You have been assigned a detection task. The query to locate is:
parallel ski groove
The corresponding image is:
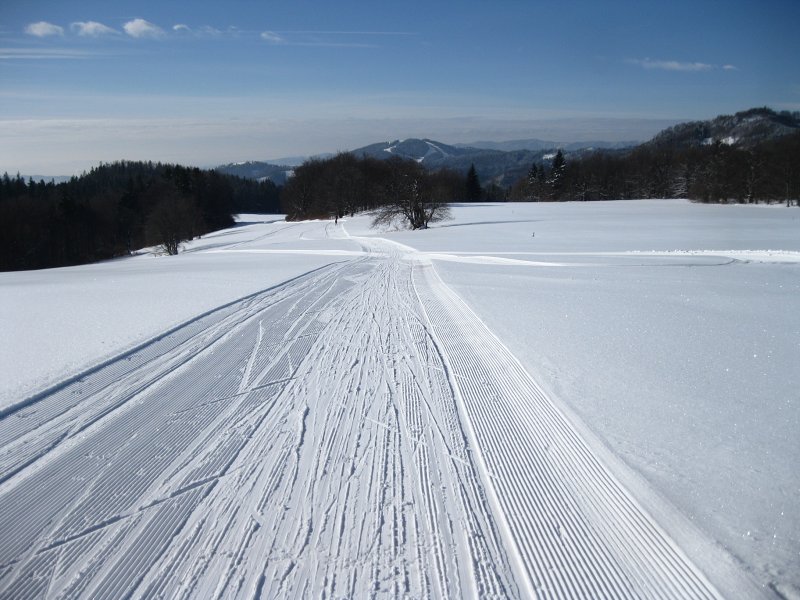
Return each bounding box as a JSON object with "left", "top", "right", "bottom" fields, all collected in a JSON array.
[{"left": 413, "top": 258, "right": 721, "bottom": 599}]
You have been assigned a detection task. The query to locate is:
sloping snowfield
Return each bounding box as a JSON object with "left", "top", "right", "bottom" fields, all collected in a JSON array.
[{"left": 1, "top": 200, "right": 798, "bottom": 598}]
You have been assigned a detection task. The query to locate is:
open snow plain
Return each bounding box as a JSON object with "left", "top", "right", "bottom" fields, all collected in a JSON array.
[{"left": 1, "top": 200, "right": 798, "bottom": 598}]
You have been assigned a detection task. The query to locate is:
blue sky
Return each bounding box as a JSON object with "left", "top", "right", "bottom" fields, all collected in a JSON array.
[{"left": 2, "top": 0, "right": 798, "bottom": 174}]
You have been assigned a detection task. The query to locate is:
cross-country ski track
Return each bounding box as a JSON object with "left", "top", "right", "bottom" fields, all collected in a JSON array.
[{"left": 0, "top": 227, "right": 729, "bottom": 599}]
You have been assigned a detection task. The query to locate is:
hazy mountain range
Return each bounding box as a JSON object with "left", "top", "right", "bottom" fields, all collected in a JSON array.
[
  {"left": 217, "top": 139, "right": 614, "bottom": 186},
  {"left": 25, "top": 108, "right": 799, "bottom": 186},
  {"left": 455, "top": 139, "right": 639, "bottom": 152},
  {"left": 215, "top": 109, "right": 800, "bottom": 185}
]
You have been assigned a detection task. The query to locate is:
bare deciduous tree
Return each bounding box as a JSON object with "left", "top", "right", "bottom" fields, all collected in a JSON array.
[
  {"left": 371, "top": 158, "right": 452, "bottom": 229},
  {"left": 145, "top": 190, "right": 201, "bottom": 255}
]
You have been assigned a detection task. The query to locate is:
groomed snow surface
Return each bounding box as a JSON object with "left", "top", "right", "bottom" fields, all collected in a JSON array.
[{"left": 1, "top": 200, "right": 798, "bottom": 598}]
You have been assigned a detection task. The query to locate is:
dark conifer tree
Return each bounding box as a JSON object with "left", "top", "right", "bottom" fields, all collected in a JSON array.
[
  {"left": 550, "top": 150, "right": 566, "bottom": 199},
  {"left": 465, "top": 164, "right": 482, "bottom": 202}
]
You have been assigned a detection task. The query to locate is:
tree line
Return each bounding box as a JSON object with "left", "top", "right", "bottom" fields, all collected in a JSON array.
[
  {"left": 281, "top": 153, "right": 468, "bottom": 228},
  {"left": 509, "top": 132, "right": 800, "bottom": 205},
  {"left": 0, "top": 161, "right": 280, "bottom": 271}
]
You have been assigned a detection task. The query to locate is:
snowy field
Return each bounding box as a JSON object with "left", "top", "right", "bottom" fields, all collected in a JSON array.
[{"left": 1, "top": 200, "right": 798, "bottom": 598}]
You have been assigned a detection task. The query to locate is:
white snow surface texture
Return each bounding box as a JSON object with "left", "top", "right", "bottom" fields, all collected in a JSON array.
[{"left": 1, "top": 200, "right": 798, "bottom": 599}]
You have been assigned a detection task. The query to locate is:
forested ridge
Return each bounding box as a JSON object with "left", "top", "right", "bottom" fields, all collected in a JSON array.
[
  {"left": 510, "top": 129, "right": 800, "bottom": 204},
  {"left": 0, "top": 161, "right": 280, "bottom": 271}
]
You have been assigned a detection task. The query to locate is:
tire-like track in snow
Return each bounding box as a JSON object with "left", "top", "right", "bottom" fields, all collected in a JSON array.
[{"left": 0, "top": 233, "right": 721, "bottom": 599}]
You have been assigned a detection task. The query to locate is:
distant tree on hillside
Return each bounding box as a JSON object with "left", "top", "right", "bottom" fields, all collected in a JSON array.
[
  {"left": 144, "top": 183, "right": 201, "bottom": 255},
  {"left": 550, "top": 150, "right": 566, "bottom": 199},
  {"left": 465, "top": 164, "right": 482, "bottom": 202}
]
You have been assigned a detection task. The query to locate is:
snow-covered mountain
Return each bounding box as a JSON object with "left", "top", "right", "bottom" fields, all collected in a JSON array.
[
  {"left": 351, "top": 138, "right": 559, "bottom": 185},
  {"left": 352, "top": 138, "right": 476, "bottom": 163}
]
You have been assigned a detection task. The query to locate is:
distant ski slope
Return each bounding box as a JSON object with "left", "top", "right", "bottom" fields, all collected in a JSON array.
[{"left": 0, "top": 225, "right": 733, "bottom": 598}]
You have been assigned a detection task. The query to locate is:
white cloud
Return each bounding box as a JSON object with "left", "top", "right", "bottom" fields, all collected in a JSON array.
[
  {"left": 123, "top": 19, "right": 165, "bottom": 39},
  {"left": 628, "top": 59, "right": 739, "bottom": 73},
  {"left": 71, "top": 21, "right": 118, "bottom": 37},
  {"left": 628, "top": 58, "right": 714, "bottom": 72},
  {"left": 174, "top": 24, "right": 238, "bottom": 38},
  {"left": 260, "top": 31, "right": 285, "bottom": 44},
  {"left": 24, "top": 22, "right": 64, "bottom": 37}
]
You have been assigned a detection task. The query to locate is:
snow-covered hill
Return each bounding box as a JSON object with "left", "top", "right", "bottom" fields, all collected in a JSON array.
[
  {"left": 648, "top": 107, "right": 800, "bottom": 149},
  {"left": 2, "top": 201, "right": 798, "bottom": 598}
]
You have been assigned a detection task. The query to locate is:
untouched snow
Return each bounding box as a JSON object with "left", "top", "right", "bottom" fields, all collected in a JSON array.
[{"left": 1, "top": 200, "right": 798, "bottom": 598}]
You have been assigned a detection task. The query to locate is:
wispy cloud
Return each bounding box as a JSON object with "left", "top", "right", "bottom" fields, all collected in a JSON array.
[
  {"left": 71, "top": 21, "right": 119, "bottom": 37},
  {"left": 123, "top": 19, "right": 165, "bottom": 39},
  {"left": 173, "top": 24, "right": 239, "bottom": 38},
  {"left": 24, "top": 22, "right": 64, "bottom": 37},
  {"left": 22, "top": 21, "right": 397, "bottom": 46},
  {"left": 628, "top": 58, "right": 714, "bottom": 72},
  {"left": 260, "top": 31, "right": 285, "bottom": 44},
  {"left": 627, "top": 58, "right": 739, "bottom": 72}
]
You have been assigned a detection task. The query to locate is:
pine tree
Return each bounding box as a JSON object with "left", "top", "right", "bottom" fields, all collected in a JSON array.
[
  {"left": 465, "top": 164, "right": 482, "bottom": 202},
  {"left": 550, "top": 150, "right": 566, "bottom": 199},
  {"left": 527, "top": 163, "right": 539, "bottom": 185}
]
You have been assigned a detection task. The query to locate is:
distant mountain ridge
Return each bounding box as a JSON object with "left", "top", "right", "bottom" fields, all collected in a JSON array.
[
  {"left": 455, "top": 139, "right": 638, "bottom": 152},
  {"left": 349, "top": 138, "right": 613, "bottom": 185},
  {"left": 213, "top": 139, "right": 622, "bottom": 187},
  {"left": 212, "top": 107, "right": 800, "bottom": 186},
  {"left": 647, "top": 107, "right": 800, "bottom": 149}
]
